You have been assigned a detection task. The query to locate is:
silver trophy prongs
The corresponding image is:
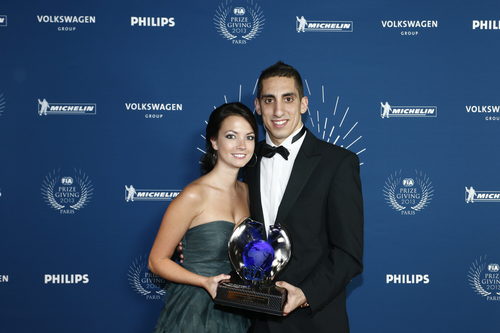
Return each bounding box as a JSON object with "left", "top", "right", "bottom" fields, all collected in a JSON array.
[{"left": 228, "top": 218, "right": 291, "bottom": 282}]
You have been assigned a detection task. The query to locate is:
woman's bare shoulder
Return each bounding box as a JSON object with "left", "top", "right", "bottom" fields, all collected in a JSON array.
[{"left": 177, "top": 179, "right": 210, "bottom": 202}]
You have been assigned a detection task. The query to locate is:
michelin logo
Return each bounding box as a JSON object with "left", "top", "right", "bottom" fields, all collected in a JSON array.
[
  {"left": 380, "top": 101, "right": 437, "bottom": 118},
  {"left": 38, "top": 98, "right": 96, "bottom": 116},
  {"left": 465, "top": 186, "right": 500, "bottom": 203},
  {"left": 125, "top": 185, "right": 180, "bottom": 202},
  {"left": 296, "top": 16, "right": 352, "bottom": 32}
]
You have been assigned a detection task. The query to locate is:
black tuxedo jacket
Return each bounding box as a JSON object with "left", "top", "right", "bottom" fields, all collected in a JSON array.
[{"left": 246, "top": 131, "right": 364, "bottom": 333}]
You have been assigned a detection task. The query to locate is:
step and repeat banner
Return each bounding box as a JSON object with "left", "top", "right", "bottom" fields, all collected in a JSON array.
[{"left": 1, "top": 0, "right": 499, "bottom": 332}]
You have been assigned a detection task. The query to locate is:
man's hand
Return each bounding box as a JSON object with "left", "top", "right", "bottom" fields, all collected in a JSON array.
[{"left": 276, "top": 281, "right": 308, "bottom": 316}]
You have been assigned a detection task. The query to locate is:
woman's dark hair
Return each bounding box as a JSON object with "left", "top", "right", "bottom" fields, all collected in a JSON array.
[{"left": 200, "top": 102, "right": 258, "bottom": 174}]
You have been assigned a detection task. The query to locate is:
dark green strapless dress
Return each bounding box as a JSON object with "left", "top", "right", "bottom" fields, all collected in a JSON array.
[{"left": 153, "top": 221, "right": 250, "bottom": 333}]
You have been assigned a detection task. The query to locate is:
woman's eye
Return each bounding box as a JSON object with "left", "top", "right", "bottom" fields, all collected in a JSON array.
[
  {"left": 247, "top": 136, "right": 255, "bottom": 141},
  {"left": 225, "top": 134, "right": 235, "bottom": 139}
]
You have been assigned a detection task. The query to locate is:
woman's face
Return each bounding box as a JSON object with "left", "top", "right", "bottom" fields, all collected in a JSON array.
[{"left": 210, "top": 115, "right": 255, "bottom": 169}]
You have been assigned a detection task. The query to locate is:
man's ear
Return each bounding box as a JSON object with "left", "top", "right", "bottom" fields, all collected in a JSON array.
[
  {"left": 300, "top": 96, "right": 309, "bottom": 115},
  {"left": 254, "top": 98, "right": 262, "bottom": 115}
]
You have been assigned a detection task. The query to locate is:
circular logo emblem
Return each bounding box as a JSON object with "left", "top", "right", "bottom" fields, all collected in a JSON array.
[
  {"left": 468, "top": 256, "right": 500, "bottom": 301},
  {"left": 384, "top": 170, "right": 434, "bottom": 215},
  {"left": 214, "top": 0, "right": 265, "bottom": 44},
  {"left": 41, "top": 169, "right": 93, "bottom": 214},
  {"left": 128, "top": 255, "right": 168, "bottom": 300}
]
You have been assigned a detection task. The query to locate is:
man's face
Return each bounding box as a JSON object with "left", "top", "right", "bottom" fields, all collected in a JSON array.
[{"left": 254, "top": 76, "right": 308, "bottom": 146}]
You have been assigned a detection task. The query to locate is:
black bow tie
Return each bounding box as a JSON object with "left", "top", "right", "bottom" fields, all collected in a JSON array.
[{"left": 258, "top": 144, "right": 290, "bottom": 160}]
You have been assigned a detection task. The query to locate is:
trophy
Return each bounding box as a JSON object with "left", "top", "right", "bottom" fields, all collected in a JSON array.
[{"left": 214, "top": 218, "right": 292, "bottom": 316}]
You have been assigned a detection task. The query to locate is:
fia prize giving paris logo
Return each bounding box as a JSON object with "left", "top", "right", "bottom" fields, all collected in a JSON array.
[
  {"left": 468, "top": 256, "right": 500, "bottom": 302},
  {"left": 128, "top": 255, "right": 168, "bottom": 301},
  {"left": 214, "top": 0, "right": 264, "bottom": 44},
  {"left": 41, "top": 169, "right": 93, "bottom": 215},
  {"left": 383, "top": 170, "right": 434, "bottom": 215}
]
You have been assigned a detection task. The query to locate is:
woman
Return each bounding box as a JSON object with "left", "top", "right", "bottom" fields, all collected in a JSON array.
[{"left": 149, "top": 102, "right": 257, "bottom": 332}]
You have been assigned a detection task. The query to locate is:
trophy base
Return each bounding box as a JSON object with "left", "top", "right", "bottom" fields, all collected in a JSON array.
[{"left": 214, "top": 279, "right": 287, "bottom": 316}]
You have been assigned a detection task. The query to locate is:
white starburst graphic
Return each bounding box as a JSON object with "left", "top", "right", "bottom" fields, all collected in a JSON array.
[
  {"left": 196, "top": 80, "right": 366, "bottom": 166},
  {"left": 0, "top": 92, "right": 5, "bottom": 116},
  {"left": 303, "top": 80, "right": 365, "bottom": 165}
]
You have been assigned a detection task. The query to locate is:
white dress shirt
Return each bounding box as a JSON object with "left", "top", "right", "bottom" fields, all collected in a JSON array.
[{"left": 260, "top": 126, "right": 306, "bottom": 234}]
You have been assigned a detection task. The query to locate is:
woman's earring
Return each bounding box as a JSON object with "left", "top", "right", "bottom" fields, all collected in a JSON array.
[{"left": 211, "top": 151, "right": 218, "bottom": 165}]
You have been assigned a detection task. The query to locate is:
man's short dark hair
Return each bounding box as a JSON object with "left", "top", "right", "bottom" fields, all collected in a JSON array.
[{"left": 256, "top": 61, "right": 304, "bottom": 98}]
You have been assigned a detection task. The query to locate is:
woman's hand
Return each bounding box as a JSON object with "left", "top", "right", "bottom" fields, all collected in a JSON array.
[{"left": 203, "top": 274, "right": 231, "bottom": 299}]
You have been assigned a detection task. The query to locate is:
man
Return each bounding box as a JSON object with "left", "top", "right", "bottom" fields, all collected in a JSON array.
[{"left": 246, "top": 61, "right": 363, "bottom": 332}]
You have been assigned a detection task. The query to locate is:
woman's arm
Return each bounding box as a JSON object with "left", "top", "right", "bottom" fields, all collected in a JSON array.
[{"left": 148, "top": 184, "right": 229, "bottom": 298}]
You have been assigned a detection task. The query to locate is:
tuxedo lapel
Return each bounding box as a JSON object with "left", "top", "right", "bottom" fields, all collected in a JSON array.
[{"left": 275, "top": 132, "right": 322, "bottom": 227}]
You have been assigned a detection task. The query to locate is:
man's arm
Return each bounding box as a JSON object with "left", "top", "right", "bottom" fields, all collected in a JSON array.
[{"left": 299, "top": 152, "right": 364, "bottom": 313}]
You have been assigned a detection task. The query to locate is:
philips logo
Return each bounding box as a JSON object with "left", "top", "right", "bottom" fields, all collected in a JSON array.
[
  {"left": 386, "top": 274, "right": 430, "bottom": 284},
  {"left": 44, "top": 274, "right": 89, "bottom": 284},
  {"left": 130, "top": 17, "right": 175, "bottom": 27},
  {"left": 472, "top": 20, "right": 500, "bottom": 30}
]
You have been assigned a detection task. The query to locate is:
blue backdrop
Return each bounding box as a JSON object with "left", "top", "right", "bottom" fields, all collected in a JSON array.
[{"left": 1, "top": 0, "right": 499, "bottom": 332}]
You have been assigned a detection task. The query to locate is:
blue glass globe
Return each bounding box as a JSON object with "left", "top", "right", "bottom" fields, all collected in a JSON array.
[{"left": 241, "top": 240, "right": 275, "bottom": 280}]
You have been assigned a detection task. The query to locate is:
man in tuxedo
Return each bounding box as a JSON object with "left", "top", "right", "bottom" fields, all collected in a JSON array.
[{"left": 247, "top": 61, "right": 364, "bottom": 333}]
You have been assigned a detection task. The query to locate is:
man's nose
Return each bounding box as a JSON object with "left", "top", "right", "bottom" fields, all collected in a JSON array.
[{"left": 273, "top": 100, "right": 285, "bottom": 117}]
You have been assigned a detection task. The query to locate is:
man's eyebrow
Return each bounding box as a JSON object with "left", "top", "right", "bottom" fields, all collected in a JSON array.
[{"left": 260, "top": 92, "right": 297, "bottom": 98}]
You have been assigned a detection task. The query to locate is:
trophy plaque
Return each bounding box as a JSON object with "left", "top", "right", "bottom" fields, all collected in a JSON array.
[{"left": 214, "top": 218, "right": 292, "bottom": 316}]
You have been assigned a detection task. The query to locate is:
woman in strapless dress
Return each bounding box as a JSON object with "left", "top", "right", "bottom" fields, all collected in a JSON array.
[{"left": 148, "top": 102, "right": 258, "bottom": 333}]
